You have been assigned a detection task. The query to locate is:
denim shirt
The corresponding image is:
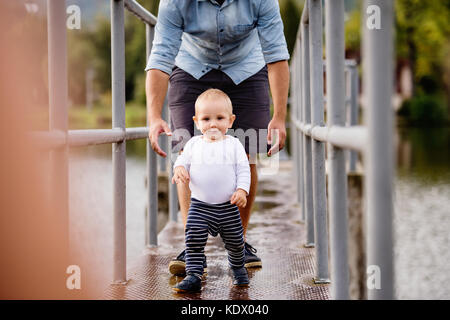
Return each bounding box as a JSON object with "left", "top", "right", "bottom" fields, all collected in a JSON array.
[{"left": 145, "top": 0, "right": 290, "bottom": 85}]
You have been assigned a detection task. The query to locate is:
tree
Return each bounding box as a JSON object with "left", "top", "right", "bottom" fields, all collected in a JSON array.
[{"left": 396, "top": 0, "right": 450, "bottom": 108}]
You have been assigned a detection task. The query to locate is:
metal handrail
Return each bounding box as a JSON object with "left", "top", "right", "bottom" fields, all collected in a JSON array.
[
  {"left": 31, "top": 127, "right": 149, "bottom": 148},
  {"left": 124, "top": 0, "right": 157, "bottom": 26},
  {"left": 290, "top": 0, "right": 394, "bottom": 299},
  {"left": 291, "top": 120, "right": 367, "bottom": 152}
]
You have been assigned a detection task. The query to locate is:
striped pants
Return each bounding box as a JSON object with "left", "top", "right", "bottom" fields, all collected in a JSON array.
[{"left": 185, "top": 197, "right": 245, "bottom": 277}]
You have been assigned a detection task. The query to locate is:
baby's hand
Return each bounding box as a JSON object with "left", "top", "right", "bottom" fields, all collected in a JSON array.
[
  {"left": 172, "top": 166, "right": 190, "bottom": 184},
  {"left": 230, "top": 189, "right": 247, "bottom": 208}
]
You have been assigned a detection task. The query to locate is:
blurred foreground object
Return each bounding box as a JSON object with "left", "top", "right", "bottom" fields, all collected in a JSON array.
[{"left": 0, "top": 1, "right": 90, "bottom": 299}]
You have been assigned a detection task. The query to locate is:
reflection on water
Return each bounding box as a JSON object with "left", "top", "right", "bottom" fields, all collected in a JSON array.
[
  {"left": 394, "top": 126, "right": 450, "bottom": 299},
  {"left": 396, "top": 127, "right": 450, "bottom": 182},
  {"left": 68, "top": 140, "right": 160, "bottom": 298}
]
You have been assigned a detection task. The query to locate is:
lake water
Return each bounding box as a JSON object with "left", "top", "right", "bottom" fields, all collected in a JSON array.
[
  {"left": 393, "top": 127, "right": 450, "bottom": 299},
  {"left": 68, "top": 127, "right": 450, "bottom": 299}
]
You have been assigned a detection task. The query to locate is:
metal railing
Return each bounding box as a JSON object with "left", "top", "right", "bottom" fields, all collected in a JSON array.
[
  {"left": 40, "top": 0, "right": 175, "bottom": 285},
  {"left": 41, "top": 0, "right": 394, "bottom": 297},
  {"left": 290, "top": 0, "right": 394, "bottom": 299}
]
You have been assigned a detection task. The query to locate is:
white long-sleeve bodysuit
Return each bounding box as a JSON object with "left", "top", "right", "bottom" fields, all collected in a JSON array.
[{"left": 173, "top": 135, "right": 251, "bottom": 204}]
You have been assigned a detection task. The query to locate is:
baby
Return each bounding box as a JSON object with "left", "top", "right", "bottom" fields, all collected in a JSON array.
[{"left": 171, "top": 88, "right": 250, "bottom": 293}]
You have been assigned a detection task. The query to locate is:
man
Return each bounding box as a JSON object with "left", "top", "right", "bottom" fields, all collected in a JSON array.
[{"left": 145, "top": 0, "right": 289, "bottom": 275}]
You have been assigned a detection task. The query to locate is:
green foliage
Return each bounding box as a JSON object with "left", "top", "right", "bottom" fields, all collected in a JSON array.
[
  {"left": 134, "top": 73, "right": 147, "bottom": 105},
  {"left": 344, "top": 0, "right": 450, "bottom": 122},
  {"left": 398, "top": 94, "right": 448, "bottom": 126},
  {"left": 125, "top": 12, "right": 146, "bottom": 101},
  {"left": 67, "top": 14, "right": 111, "bottom": 107},
  {"left": 68, "top": 100, "right": 146, "bottom": 130},
  {"left": 344, "top": 5, "right": 361, "bottom": 52},
  {"left": 279, "top": 0, "right": 303, "bottom": 56},
  {"left": 394, "top": 1, "right": 450, "bottom": 124},
  {"left": 67, "top": 1, "right": 161, "bottom": 108},
  {"left": 396, "top": 0, "right": 450, "bottom": 97},
  {"left": 67, "top": 27, "right": 96, "bottom": 105}
]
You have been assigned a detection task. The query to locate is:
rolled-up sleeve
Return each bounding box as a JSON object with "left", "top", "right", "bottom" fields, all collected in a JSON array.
[
  {"left": 256, "top": 0, "right": 290, "bottom": 64},
  {"left": 144, "top": 0, "right": 183, "bottom": 75}
]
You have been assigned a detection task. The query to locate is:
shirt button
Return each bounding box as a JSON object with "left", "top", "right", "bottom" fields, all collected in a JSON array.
[{"left": 220, "top": 29, "right": 224, "bottom": 32}]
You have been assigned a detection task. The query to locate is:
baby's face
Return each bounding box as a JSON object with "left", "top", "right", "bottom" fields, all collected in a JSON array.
[{"left": 193, "top": 98, "right": 235, "bottom": 141}]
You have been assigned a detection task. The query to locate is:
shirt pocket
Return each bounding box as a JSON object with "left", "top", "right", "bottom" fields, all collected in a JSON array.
[{"left": 233, "top": 23, "right": 255, "bottom": 34}]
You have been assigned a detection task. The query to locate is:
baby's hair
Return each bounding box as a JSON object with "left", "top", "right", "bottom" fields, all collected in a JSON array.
[{"left": 195, "top": 88, "right": 233, "bottom": 114}]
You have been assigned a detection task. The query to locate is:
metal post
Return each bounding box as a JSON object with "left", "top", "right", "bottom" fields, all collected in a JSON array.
[
  {"left": 348, "top": 65, "right": 359, "bottom": 172},
  {"left": 309, "top": 0, "right": 330, "bottom": 284},
  {"left": 290, "top": 55, "right": 300, "bottom": 206},
  {"left": 168, "top": 162, "right": 179, "bottom": 222},
  {"left": 363, "top": 0, "right": 394, "bottom": 300},
  {"left": 296, "top": 42, "right": 305, "bottom": 221},
  {"left": 146, "top": 143, "right": 158, "bottom": 246},
  {"left": 111, "top": 0, "right": 127, "bottom": 284},
  {"left": 325, "top": 0, "right": 349, "bottom": 299},
  {"left": 159, "top": 99, "right": 168, "bottom": 172},
  {"left": 146, "top": 24, "right": 158, "bottom": 246},
  {"left": 301, "top": 21, "right": 315, "bottom": 248},
  {"left": 168, "top": 109, "right": 179, "bottom": 222},
  {"left": 300, "top": 61, "right": 307, "bottom": 222},
  {"left": 47, "top": 0, "right": 69, "bottom": 260}
]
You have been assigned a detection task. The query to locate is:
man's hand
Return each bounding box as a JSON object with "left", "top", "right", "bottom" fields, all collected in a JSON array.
[
  {"left": 267, "top": 116, "right": 286, "bottom": 157},
  {"left": 148, "top": 118, "right": 172, "bottom": 157},
  {"left": 230, "top": 189, "right": 248, "bottom": 208},
  {"left": 146, "top": 69, "right": 171, "bottom": 157},
  {"left": 172, "top": 166, "right": 190, "bottom": 185}
]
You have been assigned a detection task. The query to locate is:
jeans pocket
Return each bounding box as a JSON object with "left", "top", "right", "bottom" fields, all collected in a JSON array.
[{"left": 169, "top": 66, "right": 192, "bottom": 83}]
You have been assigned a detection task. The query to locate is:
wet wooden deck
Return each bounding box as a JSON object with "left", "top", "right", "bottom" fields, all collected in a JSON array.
[{"left": 104, "top": 161, "right": 330, "bottom": 300}]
